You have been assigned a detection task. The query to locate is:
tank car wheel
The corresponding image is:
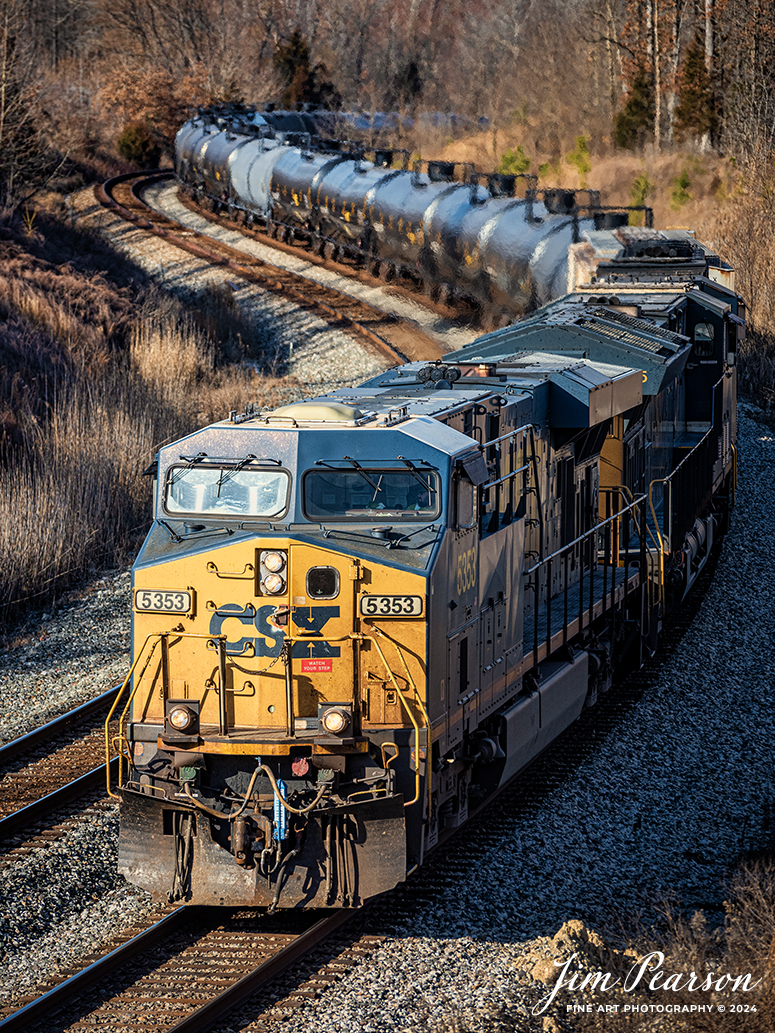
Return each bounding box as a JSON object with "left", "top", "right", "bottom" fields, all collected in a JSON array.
[
  {"left": 323, "top": 241, "right": 338, "bottom": 261},
  {"left": 379, "top": 262, "right": 395, "bottom": 283},
  {"left": 276, "top": 225, "right": 288, "bottom": 243}
]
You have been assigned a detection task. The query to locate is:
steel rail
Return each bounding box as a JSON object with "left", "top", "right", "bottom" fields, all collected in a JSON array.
[
  {"left": 0, "top": 907, "right": 353, "bottom": 1033},
  {"left": 0, "top": 687, "right": 118, "bottom": 767},
  {"left": 0, "top": 907, "right": 191, "bottom": 1032},
  {"left": 166, "top": 909, "right": 354, "bottom": 1033},
  {"left": 95, "top": 173, "right": 408, "bottom": 367},
  {"left": 0, "top": 757, "right": 120, "bottom": 842}
]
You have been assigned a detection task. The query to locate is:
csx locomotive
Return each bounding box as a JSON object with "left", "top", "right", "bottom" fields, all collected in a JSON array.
[
  {"left": 109, "top": 213, "right": 741, "bottom": 907},
  {"left": 174, "top": 106, "right": 661, "bottom": 322}
]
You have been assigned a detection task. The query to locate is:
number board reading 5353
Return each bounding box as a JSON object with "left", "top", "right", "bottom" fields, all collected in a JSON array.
[{"left": 359, "top": 595, "right": 423, "bottom": 617}]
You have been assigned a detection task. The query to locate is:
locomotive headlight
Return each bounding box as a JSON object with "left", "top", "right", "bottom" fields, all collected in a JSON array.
[
  {"left": 164, "top": 699, "right": 200, "bottom": 738},
  {"left": 263, "top": 551, "right": 285, "bottom": 573},
  {"left": 263, "top": 573, "right": 286, "bottom": 594},
  {"left": 168, "top": 705, "right": 196, "bottom": 731},
  {"left": 321, "top": 707, "right": 350, "bottom": 735}
]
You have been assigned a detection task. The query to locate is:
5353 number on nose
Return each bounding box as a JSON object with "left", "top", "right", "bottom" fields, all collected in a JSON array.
[{"left": 359, "top": 595, "right": 423, "bottom": 617}]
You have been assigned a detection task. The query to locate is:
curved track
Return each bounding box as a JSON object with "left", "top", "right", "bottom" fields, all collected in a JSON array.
[{"left": 96, "top": 173, "right": 446, "bottom": 366}]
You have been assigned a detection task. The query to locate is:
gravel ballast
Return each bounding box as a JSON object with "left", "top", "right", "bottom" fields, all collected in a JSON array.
[{"left": 140, "top": 180, "right": 476, "bottom": 356}]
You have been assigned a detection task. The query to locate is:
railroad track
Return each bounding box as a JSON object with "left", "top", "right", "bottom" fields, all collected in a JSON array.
[
  {"left": 170, "top": 178, "right": 469, "bottom": 335},
  {"left": 0, "top": 689, "right": 118, "bottom": 852},
  {"left": 0, "top": 903, "right": 379, "bottom": 1032},
  {"left": 96, "top": 172, "right": 445, "bottom": 367}
]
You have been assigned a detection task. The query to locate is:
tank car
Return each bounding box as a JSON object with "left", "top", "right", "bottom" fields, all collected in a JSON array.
[
  {"left": 108, "top": 243, "right": 740, "bottom": 909},
  {"left": 174, "top": 109, "right": 661, "bottom": 321}
]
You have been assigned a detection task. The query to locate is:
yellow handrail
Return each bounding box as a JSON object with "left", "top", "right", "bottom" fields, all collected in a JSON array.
[
  {"left": 366, "top": 636, "right": 421, "bottom": 807},
  {"left": 647, "top": 477, "right": 668, "bottom": 611},
  {"left": 105, "top": 633, "right": 163, "bottom": 797},
  {"left": 605, "top": 483, "right": 663, "bottom": 615},
  {"left": 105, "top": 629, "right": 230, "bottom": 797},
  {"left": 363, "top": 622, "right": 432, "bottom": 820}
]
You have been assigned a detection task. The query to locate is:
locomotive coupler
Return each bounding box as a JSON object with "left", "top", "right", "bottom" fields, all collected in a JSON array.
[{"left": 232, "top": 817, "right": 250, "bottom": 866}]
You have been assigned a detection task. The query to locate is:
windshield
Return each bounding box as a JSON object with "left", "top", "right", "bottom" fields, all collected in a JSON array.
[
  {"left": 164, "top": 466, "right": 290, "bottom": 518},
  {"left": 304, "top": 469, "right": 440, "bottom": 521}
]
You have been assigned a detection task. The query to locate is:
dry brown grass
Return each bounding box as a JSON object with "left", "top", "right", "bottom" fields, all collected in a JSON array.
[
  {"left": 0, "top": 304, "right": 303, "bottom": 619},
  {"left": 567, "top": 862, "right": 775, "bottom": 1032},
  {"left": 0, "top": 214, "right": 305, "bottom": 623}
]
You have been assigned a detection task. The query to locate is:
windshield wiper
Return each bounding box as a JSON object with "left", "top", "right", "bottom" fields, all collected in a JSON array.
[
  {"left": 159, "top": 520, "right": 235, "bottom": 543},
  {"left": 216, "top": 454, "right": 257, "bottom": 496},
  {"left": 169, "top": 452, "right": 208, "bottom": 484},
  {"left": 396, "top": 455, "right": 436, "bottom": 495},
  {"left": 340, "top": 456, "right": 383, "bottom": 492}
]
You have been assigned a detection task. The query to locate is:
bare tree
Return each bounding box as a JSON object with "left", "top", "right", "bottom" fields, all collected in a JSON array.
[{"left": 0, "top": 0, "right": 59, "bottom": 207}]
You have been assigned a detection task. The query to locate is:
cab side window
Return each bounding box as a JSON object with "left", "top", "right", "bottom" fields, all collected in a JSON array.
[
  {"left": 692, "top": 322, "right": 715, "bottom": 358},
  {"left": 455, "top": 476, "right": 477, "bottom": 529}
]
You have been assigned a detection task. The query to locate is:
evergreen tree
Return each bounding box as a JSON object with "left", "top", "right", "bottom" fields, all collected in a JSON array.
[
  {"left": 390, "top": 60, "right": 423, "bottom": 108},
  {"left": 273, "top": 28, "right": 340, "bottom": 110},
  {"left": 673, "top": 30, "right": 717, "bottom": 142},
  {"left": 614, "top": 66, "right": 655, "bottom": 150}
]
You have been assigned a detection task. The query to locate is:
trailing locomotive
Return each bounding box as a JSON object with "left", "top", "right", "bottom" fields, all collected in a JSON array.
[
  {"left": 108, "top": 232, "right": 741, "bottom": 908},
  {"left": 174, "top": 107, "right": 672, "bottom": 323}
]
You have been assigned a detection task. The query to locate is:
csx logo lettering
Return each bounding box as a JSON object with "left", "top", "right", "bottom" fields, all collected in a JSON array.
[
  {"left": 208, "top": 605, "right": 341, "bottom": 659},
  {"left": 456, "top": 546, "right": 477, "bottom": 595}
]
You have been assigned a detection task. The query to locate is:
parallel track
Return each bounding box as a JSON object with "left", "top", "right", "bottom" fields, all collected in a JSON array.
[
  {"left": 96, "top": 172, "right": 445, "bottom": 367},
  {"left": 0, "top": 689, "right": 118, "bottom": 851},
  {"left": 0, "top": 906, "right": 370, "bottom": 1032}
]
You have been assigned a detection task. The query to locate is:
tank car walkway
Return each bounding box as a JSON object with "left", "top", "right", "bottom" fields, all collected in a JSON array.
[{"left": 520, "top": 564, "right": 641, "bottom": 672}]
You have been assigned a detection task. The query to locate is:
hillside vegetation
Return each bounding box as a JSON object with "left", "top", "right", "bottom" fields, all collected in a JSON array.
[{"left": 0, "top": 214, "right": 297, "bottom": 622}]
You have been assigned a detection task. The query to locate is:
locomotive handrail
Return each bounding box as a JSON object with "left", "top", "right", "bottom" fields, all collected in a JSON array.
[
  {"left": 646, "top": 368, "right": 728, "bottom": 557},
  {"left": 482, "top": 462, "right": 530, "bottom": 491},
  {"left": 647, "top": 417, "right": 717, "bottom": 611},
  {"left": 105, "top": 630, "right": 229, "bottom": 796},
  {"left": 523, "top": 491, "right": 648, "bottom": 667},
  {"left": 602, "top": 485, "right": 663, "bottom": 624},
  {"left": 523, "top": 491, "right": 647, "bottom": 575},
  {"left": 105, "top": 632, "right": 162, "bottom": 797},
  {"left": 480, "top": 421, "right": 534, "bottom": 451},
  {"left": 361, "top": 623, "right": 430, "bottom": 814},
  {"left": 481, "top": 420, "right": 534, "bottom": 493}
]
